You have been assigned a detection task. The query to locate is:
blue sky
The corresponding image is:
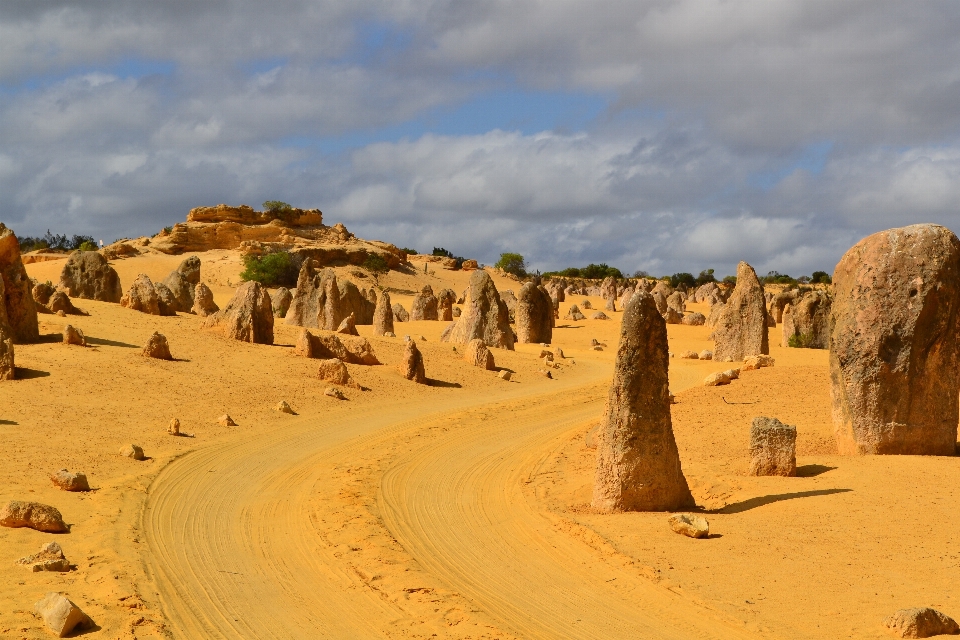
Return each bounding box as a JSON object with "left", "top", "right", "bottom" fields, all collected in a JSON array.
[{"left": 3, "top": 1, "right": 960, "bottom": 277}]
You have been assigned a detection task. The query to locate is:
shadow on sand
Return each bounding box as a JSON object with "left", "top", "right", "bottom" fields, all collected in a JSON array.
[
  {"left": 708, "top": 488, "right": 851, "bottom": 515},
  {"left": 85, "top": 336, "right": 139, "bottom": 348},
  {"left": 16, "top": 368, "right": 50, "bottom": 380}
]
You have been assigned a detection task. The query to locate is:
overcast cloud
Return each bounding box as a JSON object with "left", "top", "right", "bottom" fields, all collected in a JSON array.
[{"left": 3, "top": 0, "right": 960, "bottom": 276}]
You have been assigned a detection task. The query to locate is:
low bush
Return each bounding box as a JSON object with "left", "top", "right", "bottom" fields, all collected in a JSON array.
[{"left": 239, "top": 251, "right": 302, "bottom": 288}]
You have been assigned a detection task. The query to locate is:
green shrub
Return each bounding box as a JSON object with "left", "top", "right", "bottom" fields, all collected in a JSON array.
[
  {"left": 399, "top": 247, "right": 418, "bottom": 255},
  {"left": 695, "top": 269, "right": 716, "bottom": 285},
  {"left": 495, "top": 252, "right": 527, "bottom": 278},
  {"left": 239, "top": 251, "right": 300, "bottom": 287},
  {"left": 78, "top": 241, "right": 98, "bottom": 251},
  {"left": 670, "top": 272, "right": 696, "bottom": 288},
  {"left": 787, "top": 332, "right": 814, "bottom": 349},
  {"left": 363, "top": 253, "right": 390, "bottom": 287},
  {"left": 811, "top": 271, "right": 832, "bottom": 284},
  {"left": 723, "top": 275, "right": 738, "bottom": 284}
]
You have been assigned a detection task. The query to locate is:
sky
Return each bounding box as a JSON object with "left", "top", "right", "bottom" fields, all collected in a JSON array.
[{"left": 3, "top": 1, "right": 960, "bottom": 278}]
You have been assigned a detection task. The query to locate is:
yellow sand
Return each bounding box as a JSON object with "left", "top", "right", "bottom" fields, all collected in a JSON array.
[{"left": 0, "top": 252, "right": 955, "bottom": 639}]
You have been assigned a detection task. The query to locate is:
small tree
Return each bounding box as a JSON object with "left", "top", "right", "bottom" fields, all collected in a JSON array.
[
  {"left": 811, "top": 271, "right": 832, "bottom": 284},
  {"left": 363, "top": 253, "right": 390, "bottom": 288},
  {"left": 670, "top": 272, "right": 696, "bottom": 288},
  {"left": 695, "top": 269, "right": 716, "bottom": 286},
  {"left": 262, "top": 201, "right": 295, "bottom": 224},
  {"left": 496, "top": 252, "right": 527, "bottom": 278},
  {"left": 239, "top": 251, "right": 300, "bottom": 287}
]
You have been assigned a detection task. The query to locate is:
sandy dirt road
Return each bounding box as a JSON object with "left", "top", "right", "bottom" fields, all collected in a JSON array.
[{"left": 142, "top": 354, "right": 755, "bottom": 639}]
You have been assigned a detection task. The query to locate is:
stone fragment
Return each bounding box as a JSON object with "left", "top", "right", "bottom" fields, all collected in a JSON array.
[
  {"left": 392, "top": 303, "right": 409, "bottom": 322},
  {"left": 272, "top": 287, "right": 293, "bottom": 318},
  {"left": 34, "top": 592, "right": 92, "bottom": 637},
  {"left": 498, "top": 370, "right": 512, "bottom": 381},
  {"left": 275, "top": 400, "right": 295, "bottom": 414},
  {"left": 441, "top": 270, "right": 514, "bottom": 349},
  {"left": 384, "top": 331, "right": 396, "bottom": 337},
  {"left": 581, "top": 299, "right": 593, "bottom": 310},
  {"left": 59, "top": 251, "right": 123, "bottom": 303},
  {"left": 537, "top": 369, "right": 553, "bottom": 378},
  {"left": 831, "top": 224, "right": 960, "bottom": 455},
  {"left": 667, "top": 514, "right": 710, "bottom": 539},
  {"left": 681, "top": 312, "right": 706, "bottom": 326},
  {"left": 203, "top": 281, "right": 274, "bottom": 344},
  {"left": 16, "top": 542, "right": 70, "bottom": 572},
  {"left": 742, "top": 354, "right": 775, "bottom": 371},
  {"left": 592, "top": 291, "right": 695, "bottom": 512},
  {"left": 564, "top": 304, "right": 586, "bottom": 321},
  {"left": 336, "top": 335, "right": 380, "bottom": 365},
  {"left": 710, "top": 261, "right": 769, "bottom": 361},
  {"left": 120, "top": 444, "right": 145, "bottom": 460},
  {"left": 325, "top": 387, "right": 346, "bottom": 399},
  {"left": 161, "top": 269, "right": 195, "bottom": 313},
  {"left": 317, "top": 358, "right": 361, "bottom": 388},
  {"left": 336, "top": 313, "right": 360, "bottom": 336},
  {"left": 293, "top": 328, "right": 314, "bottom": 357},
  {"left": 699, "top": 350, "right": 714, "bottom": 360},
  {"left": 410, "top": 285, "right": 439, "bottom": 321},
  {"left": 192, "top": 282, "right": 219, "bottom": 316},
  {"left": 882, "top": 607, "right": 959, "bottom": 638},
  {"left": 0, "top": 224, "right": 39, "bottom": 342},
  {"left": 168, "top": 418, "right": 180, "bottom": 435},
  {"left": 398, "top": 340, "right": 427, "bottom": 383},
  {"left": 464, "top": 338, "right": 495, "bottom": 370},
  {"left": 120, "top": 274, "right": 162, "bottom": 315},
  {"left": 437, "top": 288, "right": 457, "bottom": 322},
  {"left": 142, "top": 331, "right": 173, "bottom": 360},
  {"left": 0, "top": 501, "right": 68, "bottom": 532},
  {"left": 678, "top": 350, "right": 699, "bottom": 359},
  {"left": 591, "top": 311, "right": 609, "bottom": 320},
  {"left": 704, "top": 371, "right": 733, "bottom": 386},
  {"left": 373, "top": 290, "right": 395, "bottom": 336},
  {"left": 749, "top": 417, "right": 797, "bottom": 477},
  {"left": 62, "top": 325, "right": 85, "bottom": 346},
  {"left": 218, "top": 415, "right": 237, "bottom": 427},
  {"left": 554, "top": 347, "right": 565, "bottom": 359},
  {"left": 592, "top": 345, "right": 603, "bottom": 351},
  {"left": 516, "top": 282, "right": 553, "bottom": 344},
  {"left": 49, "top": 470, "right": 89, "bottom": 492}
]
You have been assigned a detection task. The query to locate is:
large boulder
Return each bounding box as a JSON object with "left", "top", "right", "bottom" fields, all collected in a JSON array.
[
  {"left": 34, "top": 592, "right": 92, "bottom": 637},
  {"left": 0, "top": 224, "right": 39, "bottom": 342},
  {"left": 516, "top": 281, "right": 553, "bottom": 344},
  {"left": 398, "top": 339, "right": 427, "bottom": 383},
  {"left": 464, "top": 338, "right": 495, "bottom": 370},
  {"left": 272, "top": 287, "right": 293, "bottom": 318},
  {"left": 203, "top": 281, "right": 274, "bottom": 344},
  {"left": 120, "top": 274, "right": 162, "bottom": 315},
  {"left": 592, "top": 291, "right": 695, "bottom": 512},
  {"left": 59, "top": 251, "right": 122, "bottom": 303},
  {"left": 437, "top": 288, "right": 457, "bottom": 322},
  {"left": 410, "top": 285, "right": 439, "bottom": 321},
  {"left": 830, "top": 224, "right": 960, "bottom": 455},
  {"left": 392, "top": 303, "right": 409, "bottom": 322},
  {"left": 782, "top": 291, "right": 831, "bottom": 349},
  {"left": 372, "top": 290, "right": 394, "bottom": 336},
  {"left": 748, "top": 417, "right": 797, "bottom": 477},
  {"left": 161, "top": 256, "right": 201, "bottom": 312},
  {"left": 710, "top": 261, "right": 768, "bottom": 361},
  {"left": 339, "top": 279, "right": 374, "bottom": 325},
  {"left": 440, "top": 270, "right": 514, "bottom": 350},
  {"left": 192, "top": 283, "right": 219, "bottom": 316}
]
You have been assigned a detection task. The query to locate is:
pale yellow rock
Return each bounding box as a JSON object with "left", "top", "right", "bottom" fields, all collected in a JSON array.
[{"left": 668, "top": 513, "right": 709, "bottom": 538}]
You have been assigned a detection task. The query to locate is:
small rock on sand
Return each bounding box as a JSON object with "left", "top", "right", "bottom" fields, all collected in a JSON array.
[
  {"left": 749, "top": 417, "right": 797, "bottom": 477},
  {"left": 275, "top": 400, "right": 295, "bottom": 414},
  {"left": 62, "top": 325, "right": 85, "bottom": 346},
  {"left": 325, "top": 387, "right": 346, "bottom": 400},
  {"left": 704, "top": 371, "right": 732, "bottom": 386},
  {"left": 17, "top": 542, "right": 70, "bottom": 572},
  {"left": 120, "top": 444, "right": 145, "bottom": 460},
  {"left": 218, "top": 414, "right": 237, "bottom": 427},
  {"left": 591, "top": 311, "right": 609, "bottom": 320},
  {"left": 168, "top": 418, "right": 180, "bottom": 435},
  {"left": 742, "top": 354, "right": 775, "bottom": 371},
  {"left": 142, "top": 331, "right": 172, "bottom": 360},
  {"left": 537, "top": 369, "right": 553, "bottom": 379},
  {"left": 318, "top": 358, "right": 361, "bottom": 389},
  {"left": 699, "top": 350, "right": 714, "bottom": 360},
  {"left": 49, "top": 470, "right": 89, "bottom": 492},
  {"left": 498, "top": 370, "right": 512, "bottom": 381},
  {"left": 34, "top": 592, "right": 92, "bottom": 637},
  {"left": 0, "top": 501, "right": 69, "bottom": 533},
  {"left": 678, "top": 350, "right": 698, "bottom": 359},
  {"left": 882, "top": 607, "right": 959, "bottom": 638},
  {"left": 668, "top": 513, "right": 710, "bottom": 538}
]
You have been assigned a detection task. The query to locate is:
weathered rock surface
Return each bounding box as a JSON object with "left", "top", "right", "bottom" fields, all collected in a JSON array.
[
  {"left": 410, "top": 285, "right": 439, "bottom": 321},
  {"left": 325, "top": 386, "right": 347, "bottom": 399},
  {"left": 666, "top": 291, "right": 686, "bottom": 316},
  {"left": 392, "top": 303, "right": 409, "bottom": 322},
  {"left": 203, "top": 281, "right": 274, "bottom": 344},
  {"left": 17, "top": 542, "right": 70, "bottom": 572},
  {"left": 699, "top": 350, "right": 713, "bottom": 360},
  {"left": 0, "top": 501, "right": 68, "bottom": 532},
  {"left": 142, "top": 331, "right": 173, "bottom": 360},
  {"left": 62, "top": 325, "right": 85, "bottom": 346},
  {"left": 661, "top": 308, "right": 682, "bottom": 324},
  {"left": 272, "top": 287, "right": 293, "bottom": 318},
  {"left": 882, "top": 607, "right": 959, "bottom": 638},
  {"left": 437, "top": 288, "right": 457, "bottom": 321},
  {"left": 318, "top": 358, "right": 360, "bottom": 388},
  {"left": 831, "top": 224, "right": 960, "bottom": 456},
  {"left": 59, "top": 251, "right": 123, "bottom": 303},
  {"left": 373, "top": 290, "right": 394, "bottom": 336},
  {"left": 120, "top": 444, "right": 145, "bottom": 460},
  {"left": 770, "top": 290, "right": 799, "bottom": 323},
  {"left": 704, "top": 370, "right": 734, "bottom": 386},
  {"left": 338, "top": 279, "right": 375, "bottom": 326},
  {"left": 667, "top": 513, "right": 709, "bottom": 539},
  {"left": 47, "top": 291, "right": 80, "bottom": 316},
  {"left": 192, "top": 282, "right": 219, "bottom": 316},
  {"left": 592, "top": 291, "right": 695, "bottom": 512},
  {"left": 154, "top": 282, "right": 179, "bottom": 316},
  {"left": 275, "top": 400, "right": 295, "bottom": 414},
  {"left": 398, "top": 339, "right": 427, "bottom": 383},
  {"left": 0, "top": 224, "right": 39, "bottom": 343},
  {"left": 682, "top": 311, "right": 706, "bottom": 326},
  {"left": 742, "top": 354, "right": 775, "bottom": 371},
  {"left": 34, "top": 592, "right": 91, "bottom": 637},
  {"left": 516, "top": 282, "right": 553, "bottom": 344},
  {"left": 748, "top": 416, "right": 797, "bottom": 477},
  {"left": 168, "top": 418, "right": 180, "bottom": 435},
  {"left": 441, "top": 270, "right": 514, "bottom": 350},
  {"left": 50, "top": 470, "right": 89, "bottom": 492},
  {"left": 336, "top": 313, "right": 359, "bottom": 336},
  {"left": 0, "top": 326, "right": 13, "bottom": 380},
  {"left": 161, "top": 265, "right": 195, "bottom": 313},
  {"left": 782, "top": 291, "right": 831, "bottom": 349},
  {"left": 120, "top": 274, "right": 162, "bottom": 315},
  {"left": 564, "top": 304, "right": 586, "bottom": 321},
  {"left": 464, "top": 338, "right": 495, "bottom": 370},
  {"left": 710, "top": 262, "right": 768, "bottom": 361},
  {"left": 218, "top": 415, "right": 237, "bottom": 427}
]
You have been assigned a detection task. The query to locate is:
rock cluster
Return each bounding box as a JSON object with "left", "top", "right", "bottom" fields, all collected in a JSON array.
[
  {"left": 203, "top": 281, "right": 275, "bottom": 344},
  {"left": 121, "top": 274, "right": 171, "bottom": 315},
  {"left": 59, "top": 251, "right": 123, "bottom": 302},
  {"left": 710, "top": 261, "right": 768, "bottom": 361},
  {"left": 441, "top": 270, "right": 514, "bottom": 350},
  {"left": 592, "top": 291, "right": 695, "bottom": 512},
  {"left": 32, "top": 282, "right": 81, "bottom": 316},
  {"left": 831, "top": 224, "right": 960, "bottom": 456}
]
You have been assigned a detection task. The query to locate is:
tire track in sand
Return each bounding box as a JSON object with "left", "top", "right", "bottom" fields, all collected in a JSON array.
[{"left": 378, "top": 376, "right": 759, "bottom": 639}]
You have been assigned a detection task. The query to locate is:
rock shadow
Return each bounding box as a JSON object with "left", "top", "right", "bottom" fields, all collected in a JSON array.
[
  {"left": 426, "top": 378, "right": 462, "bottom": 388},
  {"left": 16, "top": 368, "right": 50, "bottom": 379},
  {"left": 35, "top": 333, "right": 66, "bottom": 344},
  {"left": 0, "top": 419, "right": 18, "bottom": 425},
  {"left": 85, "top": 336, "right": 138, "bottom": 348},
  {"left": 708, "top": 488, "right": 851, "bottom": 514},
  {"left": 796, "top": 464, "right": 837, "bottom": 477}
]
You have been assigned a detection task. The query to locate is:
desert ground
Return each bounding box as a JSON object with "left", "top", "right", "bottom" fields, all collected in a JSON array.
[{"left": 2, "top": 250, "right": 958, "bottom": 639}]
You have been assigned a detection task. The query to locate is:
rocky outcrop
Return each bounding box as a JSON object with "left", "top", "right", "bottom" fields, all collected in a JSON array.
[
  {"left": 59, "top": 251, "right": 123, "bottom": 303},
  {"left": 748, "top": 417, "right": 797, "bottom": 476},
  {"left": 373, "top": 290, "right": 394, "bottom": 336},
  {"left": 203, "top": 281, "right": 274, "bottom": 344},
  {"left": 782, "top": 291, "right": 831, "bottom": 349},
  {"left": 410, "top": 285, "right": 439, "bottom": 321},
  {"left": 710, "top": 262, "right": 768, "bottom": 361},
  {"left": 0, "top": 224, "right": 39, "bottom": 343},
  {"left": 392, "top": 303, "right": 409, "bottom": 322},
  {"left": 192, "top": 283, "right": 219, "bottom": 316},
  {"left": 272, "top": 287, "right": 292, "bottom": 318},
  {"left": 441, "top": 271, "right": 514, "bottom": 350},
  {"left": 437, "top": 288, "right": 457, "bottom": 322},
  {"left": 121, "top": 274, "right": 165, "bottom": 315},
  {"left": 284, "top": 263, "right": 371, "bottom": 328},
  {"left": 398, "top": 339, "right": 427, "bottom": 383},
  {"left": 0, "top": 501, "right": 68, "bottom": 532},
  {"left": 33, "top": 283, "right": 82, "bottom": 316},
  {"left": 830, "top": 224, "right": 960, "bottom": 456},
  {"left": 149, "top": 204, "right": 405, "bottom": 269},
  {"left": 592, "top": 291, "right": 695, "bottom": 512},
  {"left": 464, "top": 338, "right": 495, "bottom": 370},
  {"left": 516, "top": 282, "right": 553, "bottom": 344},
  {"left": 142, "top": 331, "right": 173, "bottom": 360}
]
